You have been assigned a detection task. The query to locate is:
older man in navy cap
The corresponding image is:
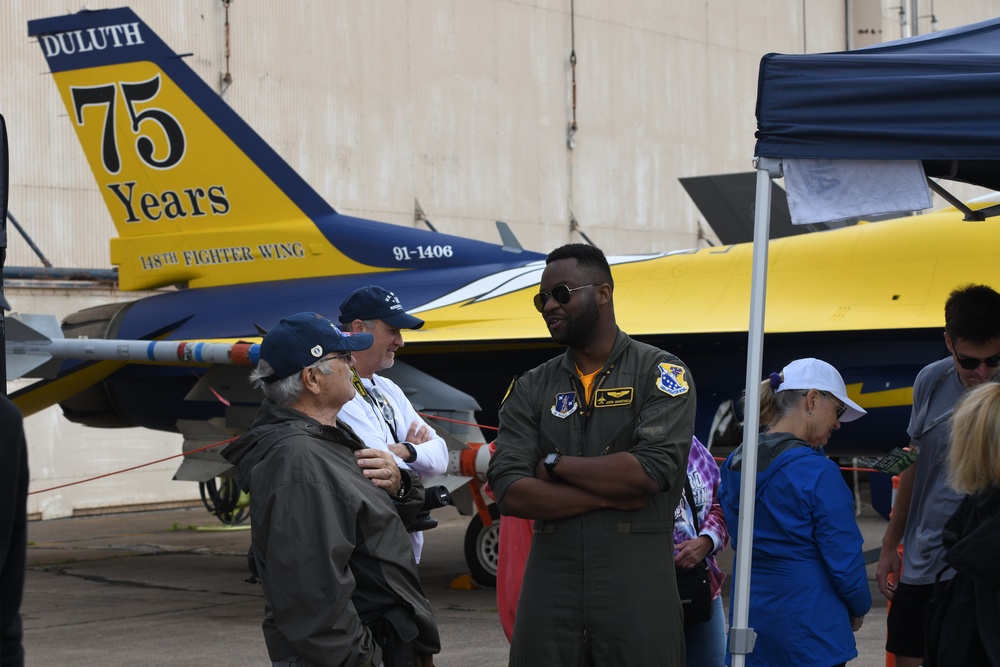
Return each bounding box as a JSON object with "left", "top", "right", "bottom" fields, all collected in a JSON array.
[
  {"left": 223, "top": 312, "right": 440, "bottom": 667},
  {"left": 338, "top": 286, "right": 449, "bottom": 563}
]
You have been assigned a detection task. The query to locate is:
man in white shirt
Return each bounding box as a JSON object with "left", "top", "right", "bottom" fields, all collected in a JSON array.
[{"left": 338, "top": 285, "right": 450, "bottom": 562}]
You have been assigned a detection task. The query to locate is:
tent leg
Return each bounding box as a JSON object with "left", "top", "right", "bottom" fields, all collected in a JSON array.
[{"left": 729, "top": 156, "right": 782, "bottom": 667}]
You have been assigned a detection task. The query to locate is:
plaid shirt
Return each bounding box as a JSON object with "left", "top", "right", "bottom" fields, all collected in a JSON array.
[{"left": 673, "top": 437, "right": 730, "bottom": 598}]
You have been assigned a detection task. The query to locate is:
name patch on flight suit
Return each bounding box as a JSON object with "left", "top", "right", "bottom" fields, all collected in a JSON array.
[
  {"left": 595, "top": 387, "right": 634, "bottom": 407},
  {"left": 551, "top": 392, "right": 579, "bottom": 419},
  {"left": 656, "top": 363, "right": 690, "bottom": 396}
]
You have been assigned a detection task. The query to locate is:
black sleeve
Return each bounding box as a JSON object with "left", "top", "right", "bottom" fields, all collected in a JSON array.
[
  {"left": 394, "top": 471, "right": 426, "bottom": 530},
  {"left": 1, "top": 396, "right": 28, "bottom": 667}
]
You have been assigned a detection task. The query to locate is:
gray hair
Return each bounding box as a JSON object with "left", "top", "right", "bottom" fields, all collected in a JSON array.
[
  {"left": 763, "top": 389, "right": 809, "bottom": 429},
  {"left": 340, "top": 318, "right": 380, "bottom": 332},
  {"left": 251, "top": 357, "right": 334, "bottom": 407}
]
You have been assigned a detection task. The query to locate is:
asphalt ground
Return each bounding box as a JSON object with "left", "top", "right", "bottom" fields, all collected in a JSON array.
[{"left": 22, "top": 503, "right": 893, "bottom": 666}]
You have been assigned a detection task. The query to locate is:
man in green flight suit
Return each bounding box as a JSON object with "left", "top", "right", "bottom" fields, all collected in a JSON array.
[{"left": 487, "top": 243, "right": 697, "bottom": 666}]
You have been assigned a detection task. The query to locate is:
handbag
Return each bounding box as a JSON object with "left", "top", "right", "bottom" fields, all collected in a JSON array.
[{"left": 676, "top": 478, "right": 713, "bottom": 625}]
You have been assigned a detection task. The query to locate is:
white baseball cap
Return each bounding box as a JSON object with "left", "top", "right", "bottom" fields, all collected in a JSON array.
[{"left": 777, "top": 358, "right": 866, "bottom": 422}]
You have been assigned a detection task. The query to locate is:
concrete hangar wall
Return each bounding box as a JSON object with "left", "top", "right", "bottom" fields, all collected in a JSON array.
[{"left": 3, "top": 0, "right": 999, "bottom": 518}]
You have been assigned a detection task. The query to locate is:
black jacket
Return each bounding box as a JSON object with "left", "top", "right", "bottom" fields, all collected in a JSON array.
[
  {"left": 1, "top": 397, "right": 27, "bottom": 667},
  {"left": 927, "top": 488, "right": 1000, "bottom": 666},
  {"left": 222, "top": 401, "right": 440, "bottom": 666}
]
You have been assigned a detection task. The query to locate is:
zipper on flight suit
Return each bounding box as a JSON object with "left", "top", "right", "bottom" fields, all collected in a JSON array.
[
  {"left": 576, "top": 359, "right": 617, "bottom": 657},
  {"left": 575, "top": 363, "right": 618, "bottom": 455}
]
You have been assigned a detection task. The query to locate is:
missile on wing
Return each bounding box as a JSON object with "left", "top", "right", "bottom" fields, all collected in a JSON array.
[{"left": 5, "top": 313, "right": 260, "bottom": 381}]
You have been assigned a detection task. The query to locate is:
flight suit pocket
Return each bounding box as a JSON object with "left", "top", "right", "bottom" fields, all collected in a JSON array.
[{"left": 615, "top": 521, "right": 671, "bottom": 534}]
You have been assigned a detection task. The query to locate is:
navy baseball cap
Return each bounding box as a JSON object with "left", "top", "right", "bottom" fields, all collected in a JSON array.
[
  {"left": 260, "top": 312, "right": 373, "bottom": 382},
  {"left": 338, "top": 286, "right": 424, "bottom": 330}
]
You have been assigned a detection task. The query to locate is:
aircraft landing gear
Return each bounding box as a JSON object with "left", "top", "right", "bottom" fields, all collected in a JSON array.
[
  {"left": 464, "top": 503, "right": 499, "bottom": 587},
  {"left": 199, "top": 477, "right": 249, "bottom": 525}
]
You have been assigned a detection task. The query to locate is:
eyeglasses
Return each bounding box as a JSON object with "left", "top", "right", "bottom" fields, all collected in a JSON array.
[
  {"left": 321, "top": 351, "right": 354, "bottom": 365},
  {"left": 953, "top": 349, "right": 1000, "bottom": 370},
  {"left": 533, "top": 283, "right": 602, "bottom": 312},
  {"left": 820, "top": 391, "right": 847, "bottom": 420}
]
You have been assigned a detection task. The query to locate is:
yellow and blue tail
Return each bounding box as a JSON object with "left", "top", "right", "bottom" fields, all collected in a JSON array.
[{"left": 28, "top": 8, "right": 535, "bottom": 292}]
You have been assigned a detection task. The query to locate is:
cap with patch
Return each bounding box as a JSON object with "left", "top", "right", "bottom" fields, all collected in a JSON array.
[
  {"left": 260, "top": 312, "right": 373, "bottom": 382},
  {"left": 338, "top": 285, "right": 424, "bottom": 330},
  {"left": 777, "top": 357, "right": 866, "bottom": 422}
]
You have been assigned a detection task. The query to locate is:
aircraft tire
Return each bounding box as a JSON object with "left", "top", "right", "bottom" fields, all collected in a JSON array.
[
  {"left": 199, "top": 477, "right": 249, "bottom": 525},
  {"left": 463, "top": 503, "right": 500, "bottom": 588}
]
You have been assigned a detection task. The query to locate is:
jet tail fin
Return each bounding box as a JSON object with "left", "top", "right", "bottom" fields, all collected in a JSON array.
[{"left": 29, "top": 8, "right": 542, "bottom": 291}]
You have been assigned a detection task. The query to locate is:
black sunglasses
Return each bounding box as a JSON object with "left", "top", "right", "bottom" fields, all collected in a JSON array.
[
  {"left": 533, "top": 283, "right": 602, "bottom": 312},
  {"left": 953, "top": 349, "right": 1000, "bottom": 370},
  {"left": 820, "top": 391, "right": 848, "bottom": 420}
]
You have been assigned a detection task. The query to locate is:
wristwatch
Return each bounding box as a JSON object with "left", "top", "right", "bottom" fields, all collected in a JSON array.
[
  {"left": 543, "top": 452, "right": 561, "bottom": 480},
  {"left": 401, "top": 441, "right": 418, "bottom": 464},
  {"left": 395, "top": 470, "right": 412, "bottom": 501}
]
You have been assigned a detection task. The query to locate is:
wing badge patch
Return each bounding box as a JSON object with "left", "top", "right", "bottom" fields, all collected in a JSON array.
[
  {"left": 656, "top": 363, "right": 690, "bottom": 396},
  {"left": 595, "top": 387, "right": 634, "bottom": 408}
]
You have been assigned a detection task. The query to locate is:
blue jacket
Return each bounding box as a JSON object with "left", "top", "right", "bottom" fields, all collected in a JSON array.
[{"left": 719, "top": 432, "right": 871, "bottom": 667}]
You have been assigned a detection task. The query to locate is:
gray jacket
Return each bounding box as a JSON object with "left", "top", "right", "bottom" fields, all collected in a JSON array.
[{"left": 223, "top": 401, "right": 440, "bottom": 666}]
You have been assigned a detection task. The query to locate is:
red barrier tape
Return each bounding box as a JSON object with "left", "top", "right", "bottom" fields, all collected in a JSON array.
[
  {"left": 27, "top": 436, "right": 237, "bottom": 496},
  {"left": 28, "top": 411, "right": 876, "bottom": 496},
  {"left": 417, "top": 412, "right": 499, "bottom": 431}
]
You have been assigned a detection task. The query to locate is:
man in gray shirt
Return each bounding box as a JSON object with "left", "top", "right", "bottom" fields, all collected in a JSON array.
[{"left": 877, "top": 283, "right": 1000, "bottom": 667}]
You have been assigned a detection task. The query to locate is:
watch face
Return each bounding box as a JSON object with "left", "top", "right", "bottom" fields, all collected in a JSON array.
[{"left": 543, "top": 453, "right": 560, "bottom": 479}]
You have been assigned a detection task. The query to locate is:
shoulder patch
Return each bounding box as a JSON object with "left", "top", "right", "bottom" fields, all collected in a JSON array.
[
  {"left": 499, "top": 375, "right": 518, "bottom": 408},
  {"left": 595, "top": 386, "right": 634, "bottom": 408},
  {"left": 551, "top": 391, "right": 579, "bottom": 419},
  {"left": 656, "top": 363, "right": 690, "bottom": 396}
]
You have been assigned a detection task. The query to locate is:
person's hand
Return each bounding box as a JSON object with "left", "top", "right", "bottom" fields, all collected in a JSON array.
[
  {"left": 355, "top": 448, "right": 401, "bottom": 494},
  {"left": 850, "top": 615, "right": 865, "bottom": 632},
  {"left": 674, "top": 536, "right": 713, "bottom": 569},
  {"left": 414, "top": 651, "right": 436, "bottom": 667},
  {"left": 389, "top": 421, "right": 433, "bottom": 460},
  {"left": 405, "top": 420, "right": 432, "bottom": 444},
  {"left": 389, "top": 420, "right": 431, "bottom": 461},
  {"left": 534, "top": 457, "right": 554, "bottom": 481},
  {"left": 876, "top": 544, "right": 901, "bottom": 601}
]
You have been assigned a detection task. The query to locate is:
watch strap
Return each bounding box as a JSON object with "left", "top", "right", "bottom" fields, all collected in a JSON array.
[{"left": 402, "top": 441, "right": 418, "bottom": 464}]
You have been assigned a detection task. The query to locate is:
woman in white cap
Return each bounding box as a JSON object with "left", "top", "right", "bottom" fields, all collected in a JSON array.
[{"left": 718, "top": 358, "right": 872, "bottom": 667}]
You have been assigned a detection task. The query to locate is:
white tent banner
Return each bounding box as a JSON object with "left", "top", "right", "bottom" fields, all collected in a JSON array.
[{"left": 783, "top": 158, "right": 932, "bottom": 225}]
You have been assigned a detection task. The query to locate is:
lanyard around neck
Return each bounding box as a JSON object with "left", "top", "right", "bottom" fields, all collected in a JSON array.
[{"left": 352, "top": 369, "right": 398, "bottom": 438}]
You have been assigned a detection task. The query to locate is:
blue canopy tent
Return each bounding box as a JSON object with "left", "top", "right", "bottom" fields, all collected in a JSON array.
[
  {"left": 757, "top": 15, "right": 1000, "bottom": 212},
  {"left": 730, "top": 16, "right": 1000, "bottom": 665}
]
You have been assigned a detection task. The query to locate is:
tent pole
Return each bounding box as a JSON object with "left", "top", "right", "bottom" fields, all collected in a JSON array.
[{"left": 729, "top": 156, "right": 782, "bottom": 667}]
